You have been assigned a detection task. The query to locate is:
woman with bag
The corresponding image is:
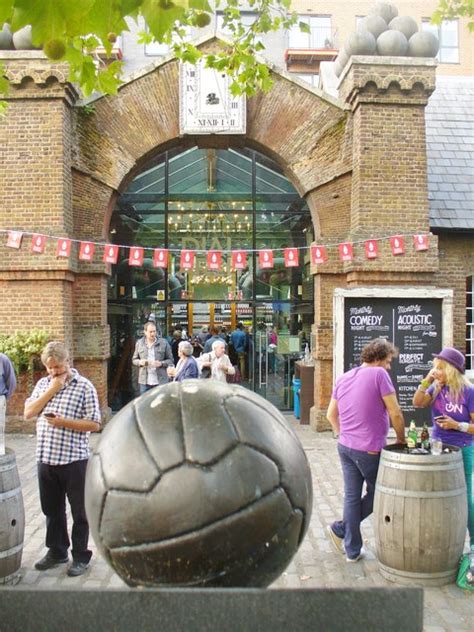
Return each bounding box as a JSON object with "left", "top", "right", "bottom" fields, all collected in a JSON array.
[
  {"left": 198, "top": 340, "right": 235, "bottom": 383},
  {"left": 413, "top": 346, "right": 474, "bottom": 572}
]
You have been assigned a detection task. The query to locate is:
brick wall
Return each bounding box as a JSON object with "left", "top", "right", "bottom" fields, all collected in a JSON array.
[{"left": 0, "top": 49, "right": 470, "bottom": 435}]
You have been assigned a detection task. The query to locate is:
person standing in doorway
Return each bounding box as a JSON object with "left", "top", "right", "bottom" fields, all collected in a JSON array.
[
  {"left": 198, "top": 340, "right": 235, "bottom": 383},
  {"left": 167, "top": 341, "right": 199, "bottom": 382},
  {"left": 132, "top": 321, "right": 174, "bottom": 394},
  {"left": 326, "top": 338, "right": 406, "bottom": 562},
  {"left": 230, "top": 322, "right": 247, "bottom": 380},
  {"left": 0, "top": 352, "right": 17, "bottom": 455},
  {"left": 24, "top": 341, "right": 101, "bottom": 577}
]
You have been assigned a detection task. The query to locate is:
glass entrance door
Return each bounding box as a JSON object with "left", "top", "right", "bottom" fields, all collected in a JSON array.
[{"left": 253, "top": 303, "right": 308, "bottom": 410}]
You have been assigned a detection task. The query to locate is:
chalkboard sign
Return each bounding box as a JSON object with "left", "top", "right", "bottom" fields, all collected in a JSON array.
[{"left": 343, "top": 297, "right": 443, "bottom": 425}]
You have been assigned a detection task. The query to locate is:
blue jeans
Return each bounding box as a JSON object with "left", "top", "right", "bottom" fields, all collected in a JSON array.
[
  {"left": 139, "top": 384, "right": 156, "bottom": 395},
  {"left": 332, "top": 443, "right": 381, "bottom": 559},
  {"left": 461, "top": 445, "right": 474, "bottom": 549}
]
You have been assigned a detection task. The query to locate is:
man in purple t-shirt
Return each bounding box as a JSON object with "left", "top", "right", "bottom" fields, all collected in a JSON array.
[{"left": 326, "top": 338, "right": 406, "bottom": 562}]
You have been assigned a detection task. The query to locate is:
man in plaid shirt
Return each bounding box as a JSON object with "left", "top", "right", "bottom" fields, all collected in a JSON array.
[{"left": 24, "top": 341, "right": 101, "bottom": 577}]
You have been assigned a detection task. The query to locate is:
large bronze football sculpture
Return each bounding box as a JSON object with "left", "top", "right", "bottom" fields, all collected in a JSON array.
[{"left": 85, "top": 380, "right": 313, "bottom": 587}]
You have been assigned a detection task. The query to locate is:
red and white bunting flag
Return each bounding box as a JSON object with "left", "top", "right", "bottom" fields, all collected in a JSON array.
[
  {"left": 31, "top": 234, "right": 46, "bottom": 254},
  {"left": 284, "top": 248, "right": 299, "bottom": 267},
  {"left": 231, "top": 250, "right": 247, "bottom": 270},
  {"left": 258, "top": 249, "right": 273, "bottom": 269},
  {"left": 311, "top": 244, "right": 328, "bottom": 265},
  {"left": 79, "top": 241, "right": 95, "bottom": 262},
  {"left": 207, "top": 250, "right": 222, "bottom": 271},
  {"left": 414, "top": 234, "right": 429, "bottom": 251},
  {"left": 390, "top": 235, "right": 405, "bottom": 256},
  {"left": 153, "top": 248, "right": 168, "bottom": 268},
  {"left": 180, "top": 249, "right": 195, "bottom": 270},
  {"left": 103, "top": 244, "right": 119, "bottom": 264},
  {"left": 365, "top": 239, "right": 378, "bottom": 259},
  {"left": 128, "top": 246, "right": 144, "bottom": 267},
  {"left": 57, "top": 238, "right": 71, "bottom": 258},
  {"left": 338, "top": 242, "right": 353, "bottom": 262},
  {"left": 6, "top": 231, "right": 23, "bottom": 249}
]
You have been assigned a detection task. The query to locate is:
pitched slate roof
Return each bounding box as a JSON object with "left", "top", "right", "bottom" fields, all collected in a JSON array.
[{"left": 425, "top": 76, "right": 474, "bottom": 232}]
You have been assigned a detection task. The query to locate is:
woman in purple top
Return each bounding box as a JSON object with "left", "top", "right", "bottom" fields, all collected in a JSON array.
[
  {"left": 413, "top": 346, "right": 474, "bottom": 550},
  {"left": 326, "top": 339, "right": 406, "bottom": 562}
]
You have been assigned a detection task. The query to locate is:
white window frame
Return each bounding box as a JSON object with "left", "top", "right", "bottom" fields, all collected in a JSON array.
[
  {"left": 289, "top": 15, "right": 332, "bottom": 49},
  {"left": 421, "top": 18, "right": 459, "bottom": 64}
]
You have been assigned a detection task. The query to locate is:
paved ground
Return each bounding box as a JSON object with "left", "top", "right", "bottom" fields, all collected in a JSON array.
[{"left": 3, "top": 422, "right": 473, "bottom": 631}]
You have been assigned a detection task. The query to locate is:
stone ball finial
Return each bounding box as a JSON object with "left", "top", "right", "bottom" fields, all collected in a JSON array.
[
  {"left": 388, "top": 15, "right": 419, "bottom": 40},
  {"left": 369, "top": 2, "right": 398, "bottom": 24},
  {"left": 0, "top": 23, "right": 13, "bottom": 49},
  {"left": 376, "top": 29, "right": 408, "bottom": 56},
  {"left": 344, "top": 30, "right": 377, "bottom": 57},
  {"left": 358, "top": 15, "right": 388, "bottom": 39},
  {"left": 334, "top": 49, "right": 349, "bottom": 77},
  {"left": 408, "top": 31, "right": 440, "bottom": 57},
  {"left": 12, "top": 25, "right": 37, "bottom": 50}
]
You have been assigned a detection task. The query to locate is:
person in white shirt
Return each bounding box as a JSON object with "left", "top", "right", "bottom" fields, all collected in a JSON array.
[{"left": 198, "top": 340, "right": 235, "bottom": 383}]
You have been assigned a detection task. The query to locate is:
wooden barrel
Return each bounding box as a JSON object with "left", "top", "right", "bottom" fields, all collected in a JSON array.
[
  {"left": 374, "top": 445, "right": 467, "bottom": 587},
  {"left": 0, "top": 449, "right": 25, "bottom": 584}
]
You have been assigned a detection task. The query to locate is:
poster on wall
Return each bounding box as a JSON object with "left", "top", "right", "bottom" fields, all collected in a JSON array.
[{"left": 334, "top": 288, "right": 453, "bottom": 425}]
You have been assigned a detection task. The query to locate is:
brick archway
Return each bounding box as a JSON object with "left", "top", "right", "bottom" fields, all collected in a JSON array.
[
  {"left": 71, "top": 47, "right": 352, "bottom": 421},
  {"left": 1, "top": 46, "right": 438, "bottom": 427}
]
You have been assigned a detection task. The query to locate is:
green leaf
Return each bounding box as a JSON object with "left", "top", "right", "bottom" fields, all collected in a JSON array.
[
  {"left": 81, "top": 0, "right": 130, "bottom": 40},
  {"left": 0, "top": 0, "right": 14, "bottom": 25},
  {"left": 97, "top": 62, "right": 123, "bottom": 95},
  {"left": 0, "top": 64, "right": 9, "bottom": 96},
  {"left": 140, "top": 0, "right": 185, "bottom": 42},
  {"left": 188, "top": 0, "right": 212, "bottom": 11},
  {"left": 299, "top": 21, "right": 311, "bottom": 34}
]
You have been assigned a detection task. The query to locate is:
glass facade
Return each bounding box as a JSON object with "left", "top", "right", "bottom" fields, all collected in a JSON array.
[{"left": 107, "top": 146, "right": 314, "bottom": 410}]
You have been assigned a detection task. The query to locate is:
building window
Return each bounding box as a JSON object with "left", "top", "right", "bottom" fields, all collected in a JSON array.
[
  {"left": 467, "top": 276, "right": 473, "bottom": 374},
  {"left": 296, "top": 74, "right": 319, "bottom": 87},
  {"left": 289, "top": 15, "right": 332, "bottom": 49},
  {"left": 421, "top": 19, "right": 459, "bottom": 63}
]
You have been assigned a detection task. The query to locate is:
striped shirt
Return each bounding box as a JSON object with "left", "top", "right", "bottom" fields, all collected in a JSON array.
[{"left": 26, "top": 369, "right": 101, "bottom": 465}]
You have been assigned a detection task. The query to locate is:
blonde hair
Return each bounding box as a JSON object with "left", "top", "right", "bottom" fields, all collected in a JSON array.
[{"left": 433, "top": 358, "right": 471, "bottom": 402}]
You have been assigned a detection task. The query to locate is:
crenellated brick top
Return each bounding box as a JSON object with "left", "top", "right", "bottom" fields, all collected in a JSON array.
[
  {"left": 338, "top": 56, "right": 437, "bottom": 108},
  {"left": 1, "top": 53, "right": 78, "bottom": 102}
]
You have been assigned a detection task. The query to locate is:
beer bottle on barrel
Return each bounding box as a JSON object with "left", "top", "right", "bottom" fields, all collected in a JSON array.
[
  {"left": 421, "top": 422, "right": 430, "bottom": 450},
  {"left": 407, "top": 421, "right": 417, "bottom": 451}
]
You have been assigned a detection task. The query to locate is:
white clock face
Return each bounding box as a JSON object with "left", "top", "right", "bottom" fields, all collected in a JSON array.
[{"left": 179, "top": 61, "right": 246, "bottom": 135}]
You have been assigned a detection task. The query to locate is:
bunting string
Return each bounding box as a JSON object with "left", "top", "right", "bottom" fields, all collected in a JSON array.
[{"left": 0, "top": 228, "right": 432, "bottom": 269}]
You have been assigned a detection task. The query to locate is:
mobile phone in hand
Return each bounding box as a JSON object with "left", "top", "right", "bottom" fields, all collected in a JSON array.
[{"left": 44, "top": 412, "right": 56, "bottom": 418}]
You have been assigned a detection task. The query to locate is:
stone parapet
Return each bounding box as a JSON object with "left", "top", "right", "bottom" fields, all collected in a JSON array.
[
  {"left": 1, "top": 52, "right": 78, "bottom": 103},
  {"left": 338, "top": 56, "right": 437, "bottom": 108}
]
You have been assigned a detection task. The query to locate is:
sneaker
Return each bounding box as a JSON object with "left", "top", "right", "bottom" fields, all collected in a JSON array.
[
  {"left": 346, "top": 553, "right": 363, "bottom": 563},
  {"left": 326, "top": 525, "right": 345, "bottom": 555},
  {"left": 67, "top": 560, "right": 90, "bottom": 577},
  {"left": 35, "top": 553, "right": 68, "bottom": 571}
]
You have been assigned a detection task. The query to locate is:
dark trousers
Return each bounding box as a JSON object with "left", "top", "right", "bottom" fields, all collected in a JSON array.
[
  {"left": 38, "top": 460, "right": 92, "bottom": 563},
  {"left": 332, "top": 443, "right": 381, "bottom": 559}
]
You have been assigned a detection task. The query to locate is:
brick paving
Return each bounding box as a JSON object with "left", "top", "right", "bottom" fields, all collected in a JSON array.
[{"left": 3, "top": 423, "right": 473, "bottom": 631}]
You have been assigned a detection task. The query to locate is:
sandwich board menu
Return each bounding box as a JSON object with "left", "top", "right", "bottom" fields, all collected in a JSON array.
[{"left": 334, "top": 288, "right": 453, "bottom": 425}]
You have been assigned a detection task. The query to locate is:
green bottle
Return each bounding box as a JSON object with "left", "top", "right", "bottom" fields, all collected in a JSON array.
[
  {"left": 407, "top": 421, "right": 417, "bottom": 450},
  {"left": 421, "top": 422, "right": 430, "bottom": 449}
]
